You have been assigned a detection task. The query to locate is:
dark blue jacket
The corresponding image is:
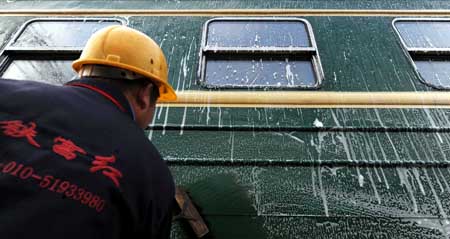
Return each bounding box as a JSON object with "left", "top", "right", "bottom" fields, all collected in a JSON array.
[{"left": 0, "top": 78, "right": 174, "bottom": 239}]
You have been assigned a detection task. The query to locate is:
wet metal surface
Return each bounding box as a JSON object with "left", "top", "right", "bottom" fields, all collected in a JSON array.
[
  {"left": 1, "top": 0, "right": 450, "bottom": 10},
  {"left": 1, "top": 3, "right": 450, "bottom": 237}
]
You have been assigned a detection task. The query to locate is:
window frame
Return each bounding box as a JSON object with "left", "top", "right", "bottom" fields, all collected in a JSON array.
[
  {"left": 0, "top": 17, "right": 126, "bottom": 81},
  {"left": 392, "top": 17, "right": 450, "bottom": 90},
  {"left": 197, "top": 17, "right": 324, "bottom": 89}
]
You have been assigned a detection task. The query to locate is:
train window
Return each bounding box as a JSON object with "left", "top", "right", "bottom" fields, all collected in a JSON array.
[
  {"left": 0, "top": 18, "right": 124, "bottom": 84},
  {"left": 394, "top": 21, "right": 450, "bottom": 48},
  {"left": 3, "top": 60, "right": 74, "bottom": 85},
  {"left": 206, "top": 21, "right": 311, "bottom": 48},
  {"left": 11, "top": 21, "right": 120, "bottom": 48},
  {"left": 198, "top": 18, "right": 323, "bottom": 89},
  {"left": 393, "top": 18, "right": 450, "bottom": 89}
]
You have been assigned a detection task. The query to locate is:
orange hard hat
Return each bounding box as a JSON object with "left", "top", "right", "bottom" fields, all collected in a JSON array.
[{"left": 72, "top": 25, "right": 176, "bottom": 101}]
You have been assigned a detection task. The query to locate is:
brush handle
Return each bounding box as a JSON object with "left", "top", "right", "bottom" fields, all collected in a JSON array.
[{"left": 175, "top": 187, "right": 210, "bottom": 238}]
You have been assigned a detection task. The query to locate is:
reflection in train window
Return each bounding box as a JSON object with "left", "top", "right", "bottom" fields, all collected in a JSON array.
[
  {"left": 206, "top": 21, "right": 311, "bottom": 48},
  {"left": 2, "top": 60, "right": 73, "bottom": 84},
  {"left": 393, "top": 18, "right": 450, "bottom": 89},
  {"left": 198, "top": 18, "right": 324, "bottom": 89},
  {"left": 0, "top": 18, "right": 124, "bottom": 84}
]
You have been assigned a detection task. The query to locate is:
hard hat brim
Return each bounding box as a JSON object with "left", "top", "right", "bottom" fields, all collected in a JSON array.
[{"left": 72, "top": 59, "right": 177, "bottom": 101}]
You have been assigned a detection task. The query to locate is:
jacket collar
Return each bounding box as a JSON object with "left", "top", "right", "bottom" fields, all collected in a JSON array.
[{"left": 65, "top": 78, "right": 135, "bottom": 120}]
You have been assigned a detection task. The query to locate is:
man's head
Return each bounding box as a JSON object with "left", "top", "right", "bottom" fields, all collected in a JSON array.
[
  {"left": 72, "top": 25, "right": 176, "bottom": 129},
  {"left": 78, "top": 64, "right": 160, "bottom": 128}
]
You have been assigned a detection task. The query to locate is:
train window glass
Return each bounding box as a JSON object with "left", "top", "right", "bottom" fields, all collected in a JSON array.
[
  {"left": 199, "top": 18, "right": 323, "bottom": 89},
  {"left": 11, "top": 21, "right": 120, "bottom": 48},
  {"left": 393, "top": 18, "right": 450, "bottom": 89},
  {"left": 415, "top": 59, "right": 450, "bottom": 87},
  {"left": 394, "top": 21, "right": 450, "bottom": 48},
  {"left": 205, "top": 56, "right": 316, "bottom": 87},
  {"left": 2, "top": 60, "right": 73, "bottom": 84},
  {"left": 206, "top": 21, "right": 311, "bottom": 48},
  {"left": 0, "top": 18, "right": 124, "bottom": 85}
]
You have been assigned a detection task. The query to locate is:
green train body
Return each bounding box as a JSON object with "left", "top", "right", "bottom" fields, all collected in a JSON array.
[{"left": 1, "top": 1, "right": 450, "bottom": 238}]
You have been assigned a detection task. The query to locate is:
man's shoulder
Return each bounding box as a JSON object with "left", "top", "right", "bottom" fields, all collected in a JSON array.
[
  {"left": 0, "top": 78, "right": 71, "bottom": 103},
  {"left": 0, "top": 78, "right": 60, "bottom": 89}
]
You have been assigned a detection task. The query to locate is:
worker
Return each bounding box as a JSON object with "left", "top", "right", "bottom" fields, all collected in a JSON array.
[{"left": 0, "top": 25, "right": 177, "bottom": 239}]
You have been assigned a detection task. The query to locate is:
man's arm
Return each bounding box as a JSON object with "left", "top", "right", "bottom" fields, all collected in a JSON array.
[{"left": 152, "top": 200, "right": 174, "bottom": 239}]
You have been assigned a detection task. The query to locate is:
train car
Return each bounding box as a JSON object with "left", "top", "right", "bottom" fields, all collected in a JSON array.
[{"left": 1, "top": 0, "right": 450, "bottom": 238}]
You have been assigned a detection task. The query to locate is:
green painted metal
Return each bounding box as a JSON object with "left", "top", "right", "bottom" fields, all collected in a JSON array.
[
  {"left": 127, "top": 16, "right": 429, "bottom": 92},
  {"left": 1, "top": 0, "right": 450, "bottom": 10},
  {"left": 1, "top": 2, "right": 450, "bottom": 237},
  {"left": 150, "top": 107, "right": 450, "bottom": 129},
  {"left": 0, "top": 16, "right": 435, "bottom": 92},
  {"left": 172, "top": 217, "right": 446, "bottom": 239},
  {"left": 154, "top": 130, "right": 450, "bottom": 165},
  {"left": 170, "top": 165, "right": 450, "bottom": 238}
]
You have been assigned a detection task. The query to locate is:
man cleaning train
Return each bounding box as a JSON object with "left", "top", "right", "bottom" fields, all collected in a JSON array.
[{"left": 0, "top": 25, "right": 176, "bottom": 238}]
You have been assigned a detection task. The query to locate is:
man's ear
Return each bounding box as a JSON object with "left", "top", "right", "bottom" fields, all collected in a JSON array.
[{"left": 135, "top": 83, "right": 152, "bottom": 110}]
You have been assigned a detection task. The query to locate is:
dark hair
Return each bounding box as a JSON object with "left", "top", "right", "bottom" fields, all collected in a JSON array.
[{"left": 149, "top": 82, "right": 160, "bottom": 104}]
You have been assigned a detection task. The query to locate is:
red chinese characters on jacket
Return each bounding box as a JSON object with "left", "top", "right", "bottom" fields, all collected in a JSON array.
[
  {"left": 0, "top": 120, "right": 41, "bottom": 148},
  {"left": 90, "top": 155, "right": 123, "bottom": 188},
  {"left": 53, "top": 137, "right": 87, "bottom": 160},
  {"left": 1, "top": 119, "right": 123, "bottom": 188}
]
